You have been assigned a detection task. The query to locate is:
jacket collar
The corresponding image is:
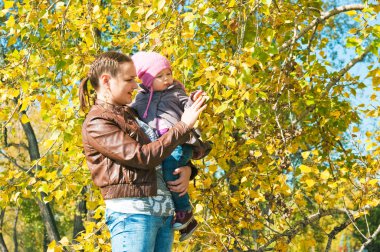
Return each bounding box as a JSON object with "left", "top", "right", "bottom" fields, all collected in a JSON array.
[
  {"left": 95, "top": 99, "right": 136, "bottom": 117},
  {"left": 138, "top": 82, "right": 181, "bottom": 93}
]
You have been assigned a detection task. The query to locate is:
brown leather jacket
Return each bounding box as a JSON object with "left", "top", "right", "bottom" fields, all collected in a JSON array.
[{"left": 82, "top": 100, "right": 192, "bottom": 199}]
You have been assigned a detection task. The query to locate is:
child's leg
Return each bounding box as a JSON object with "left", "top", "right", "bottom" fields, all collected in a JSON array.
[
  {"left": 163, "top": 145, "right": 198, "bottom": 234},
  {"left": 162, "top": 145, "right": 193, "bottom": 211}
]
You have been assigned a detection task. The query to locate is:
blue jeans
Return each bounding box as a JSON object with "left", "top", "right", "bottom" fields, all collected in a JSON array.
[
  {"left": 162, "top": 145, "right": 193, "bottom": 211},
  {"left": 105, "top": 209, "right": 174, "bottom": 252}
]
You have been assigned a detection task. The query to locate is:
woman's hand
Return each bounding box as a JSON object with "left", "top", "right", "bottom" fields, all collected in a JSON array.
[
  {"left": 181, "top": 94, "right": 207, "bottom": 128},
  {"left": 166, "top": 166, "right": 191, "bottom": 197}
]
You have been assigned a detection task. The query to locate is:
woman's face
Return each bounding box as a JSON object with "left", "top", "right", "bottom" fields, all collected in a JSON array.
[{"left": 108, "top": 62, "right": 138, "bottom": 105}]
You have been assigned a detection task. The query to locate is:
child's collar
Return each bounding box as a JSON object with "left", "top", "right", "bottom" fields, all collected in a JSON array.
[{"left": 139, "top": 82, "right": 182, "bottom": 93}]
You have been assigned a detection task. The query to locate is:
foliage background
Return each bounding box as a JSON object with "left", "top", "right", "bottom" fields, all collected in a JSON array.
[{"left": 0, "top": 0, "right": 379, "bottom": 251}]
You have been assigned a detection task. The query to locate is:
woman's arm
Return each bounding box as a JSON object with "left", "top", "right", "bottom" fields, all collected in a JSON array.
[
  {"left": 83, "top": 96, "right": 207, "bottom": 170},
  {"left": 84, "top": 117, "right": 190, "bottom": 170}
]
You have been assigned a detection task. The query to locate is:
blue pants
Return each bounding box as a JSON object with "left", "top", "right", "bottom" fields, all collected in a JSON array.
[
  {"left": 105, "top": 209, "right": 174, "bottom": 252},
  {"left": 162, "top": 145, "right": 193, "bottom": 211}
]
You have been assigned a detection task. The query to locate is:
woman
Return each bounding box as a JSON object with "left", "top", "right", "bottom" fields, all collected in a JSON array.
[{"left": 79, "top": 51, "right": 206, "bottom": 252}]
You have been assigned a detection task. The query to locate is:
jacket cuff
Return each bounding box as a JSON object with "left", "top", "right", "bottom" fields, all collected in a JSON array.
[{"left": 174, "top": 121, "right": 192, "bottom": 134}]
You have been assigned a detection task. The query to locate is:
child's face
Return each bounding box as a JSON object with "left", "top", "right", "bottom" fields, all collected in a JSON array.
[{"left": 152, "top": 68, "right": 173, "bottom": 91}]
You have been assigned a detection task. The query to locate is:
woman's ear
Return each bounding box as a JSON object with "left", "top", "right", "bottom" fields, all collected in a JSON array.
[{"left": 99, "top": 73, "right": 111, "bottom": 89}]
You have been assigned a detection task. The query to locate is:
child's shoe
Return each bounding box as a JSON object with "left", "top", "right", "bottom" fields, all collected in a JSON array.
[
  {"left": 179, "top": 219, "right": 198, "bottom": 242},
  {"left": 172, "top": 210, "right": 194, "bottom": 230}
]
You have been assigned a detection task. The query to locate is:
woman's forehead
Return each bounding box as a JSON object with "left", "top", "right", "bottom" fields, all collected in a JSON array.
[{"left": 119, "top": 62, "right": 136, "bottom": 77}]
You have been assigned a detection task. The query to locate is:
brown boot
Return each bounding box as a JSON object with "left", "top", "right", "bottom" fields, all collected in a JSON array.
[
  {"left": 173, "top": 210, "right": 194, "bottom": 230},
  {"left": 179, "top": 219, "right": 198, "bottom": 242}
]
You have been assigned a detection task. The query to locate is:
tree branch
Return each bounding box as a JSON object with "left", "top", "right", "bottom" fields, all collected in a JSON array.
[
  {"left": 326, "top": 44, "right": 372, "bottom": 92},
  {"left": 19, "top": 112, "right": 61, "bottom": 243},
  {"left": 0, "top": 208, "right": 8, "bottom": 252},
  {"left": 256, "top": 208, "right": 355, "bottom": 252},
  {"left": 0, "top": 149, "right": 27, "bottom": 171},
  {"left": 293, "top": 42, "right": 373, "bottom": 126},
  {"left": 13, "top": 207, "right": 19, "bottom": 252},
  {"left": 5, "top": 142, "right": 28, "bottom": 151},
  {"left": 279, "top": 4, "right": 367, "bottom": 52},
  {"left": 325, "top": 219, "right": 352, "bottom": 252},
  {"left": 358, "top": 224, "right": 380, "bottom": 252}
]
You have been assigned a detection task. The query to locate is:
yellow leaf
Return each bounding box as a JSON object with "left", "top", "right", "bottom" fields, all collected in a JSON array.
[
  {"left": 7, "top": 35, "right": 17, "bottom": 47},
  {"left": 353, "top": 126, "right": 359, "bottom": 133},
  {"left": 4, "top": 1, "right": 14, "bottom": 9},
  {"left": 203, "top": 177, "right": 212, "bottom": 188},
  {"left": 6, "top": 15, "right": 15, "bottom": 28},
  {"left": 157, "top": 0, "right": 166, "bottom": 9},
  {"left": 195, "top": 204, "right": 203, "bottom": 213},
  {"left": 47, "top": 240, "right": 56, "bottom": 252},
  {"left": 266, "top": 145, "right": 275, "bottom": 155},
  {"left": 21, "top": 114, "right": 30, "bottom": 124},
  {"left": 320, "top": 170, "right": 330, "bottom": 180},
  {"left": 252, "top": 221, "right": 264, "bottom": 230},
  {"left": 254, "top": 151, "right": 262, "bottom": 158},
  {"left": 246, "top": 139, "right": 257, "bottom": 145},
  {"left": 50, "top": 131, "right": 60, "bottom": 140},
  {"left": 62, "top": 166, "right": 70, "bottom": 176},
  {"left": 20, "top": 100, "right": 28, "bottom": 111},
  {"left": 226, "top": 77, "right": 236, "bottom": 88},
  {"left": 54, "top": 190, "right": 65, "bottom": 200},
  {"left": 305, "top": 179, "right": 315, "bottom": 187},
  {"left": 208, "top": 165, "right": 217, "bottom": 173},
  {"left": 228, "top": 0, "right": 236, "bottom": 7},
  {"left": 10, "top": 89, "right": 20, "bottom": 98},
  {"left": 315, "top": 194, "right": 323, "bottom": 204},
  {"left": 328, "top": 181, "right": 337, "bottom": 189},
  {"left": 299, "top": 164, "right": 311, "bottom": 173},
  {"left": 129, "top": 22, "right": 140, "bottom": 32},
  {"left": 183, "top": 12, "right": 196, "bottom": 22},
  {"left": 368, "top": 179, "right": 378, "bottom": 186},
  {"left": 146, "top": 20, "right": 155, "bottom": 30},
  {"left": 59, "top": 237, "right": 69, "bottom": 246},
  {"left": 330, "top": 110, "right": 341, "bottom": 118},
  {"left": 301, "top": 151, "right": 310, "bottom": 159},
  {"left": 370, "top": 94, "right": 377, "bottom": 101},
  {"left": 346, "top": 10, "right": 357, "bottom": 16},
  {"left": 43, "top": 139, "right": 55, "bottom": 148},
  {"left": 215, "top": 102, "right": 228, "bottom": 114}
]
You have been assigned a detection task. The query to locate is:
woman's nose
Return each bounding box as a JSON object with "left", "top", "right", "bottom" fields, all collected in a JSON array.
[{"left": 131, "top": 80, "right": 138, "bottom": 89}]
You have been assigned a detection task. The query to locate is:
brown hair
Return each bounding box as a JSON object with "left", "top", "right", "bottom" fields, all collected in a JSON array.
[{"left": 79, "top": 51, "right": 132, "bottom": 111}]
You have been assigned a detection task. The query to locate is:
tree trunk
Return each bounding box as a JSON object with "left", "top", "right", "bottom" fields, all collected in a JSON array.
[
  {"left": 73, "top": 187, "right": 87, "bottom": 240},
  {"left": 0, "top": 209, "right": 8, "bottom": 252},
  {"left": 20, "top": 113, "right": 61, "bottom": 242},
  {"left": 13, "top": 208, "right": 18, "bottom": 252},
  {"left": 43, "top": 228, "right": 48, "bottom": 252}
]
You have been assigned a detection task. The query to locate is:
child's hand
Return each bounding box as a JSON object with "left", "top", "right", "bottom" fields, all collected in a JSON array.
[
  {"left": 181, "top": 95, "right": 207, "bottom": 128},
  {"left": 191, "top": 90, "right": 204, "bottom": 102}
]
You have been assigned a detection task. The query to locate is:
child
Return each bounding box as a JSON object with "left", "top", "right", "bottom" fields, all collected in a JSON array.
[{"left": 131, "top": 51, "right": 211, "bottom": 242}]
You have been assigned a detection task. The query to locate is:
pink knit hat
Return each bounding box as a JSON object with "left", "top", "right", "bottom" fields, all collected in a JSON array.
[{"left": 132, "top": 51, "right": 172, "bottom": 118}]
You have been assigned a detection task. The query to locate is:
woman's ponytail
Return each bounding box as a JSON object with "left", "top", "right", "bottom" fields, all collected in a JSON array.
[{"left": 79, "top": 76, "right": 90, "bottom": 111}]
